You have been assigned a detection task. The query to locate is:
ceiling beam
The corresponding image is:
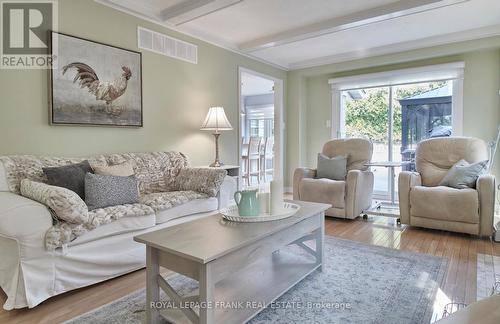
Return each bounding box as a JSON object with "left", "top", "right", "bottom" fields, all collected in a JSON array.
[
  {"left": 160, "top": 0, "right": 243, "bottom": 26},
  {"left": 239, "top": 0, "right": 470, "bottom": 53}
]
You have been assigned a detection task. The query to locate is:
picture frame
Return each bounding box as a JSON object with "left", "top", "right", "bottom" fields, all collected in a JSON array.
[{"left": 49, "top": 31, "right": 143, "bottom": 127}]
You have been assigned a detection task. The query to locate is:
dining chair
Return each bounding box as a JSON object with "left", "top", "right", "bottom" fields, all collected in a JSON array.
[
  {"left": 260, "top": 137, "right": 274, "bottom": 182},
  {"left": 242, "top": 136, "right": 261, "bottom": 186}
]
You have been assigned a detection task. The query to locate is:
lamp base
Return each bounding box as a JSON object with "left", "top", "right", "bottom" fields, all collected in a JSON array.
[{"left": 209, "top": 161, "right": 224, "bottom": 168}]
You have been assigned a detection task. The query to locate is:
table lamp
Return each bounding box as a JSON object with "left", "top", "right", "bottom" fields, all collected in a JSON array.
[{"left": 200, "top": 106, "right": 233, "bottom": 167}]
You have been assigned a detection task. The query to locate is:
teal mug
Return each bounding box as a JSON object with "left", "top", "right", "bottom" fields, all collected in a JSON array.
[{"left": 234, "top": 189, "right": 260, "bottom": 216}]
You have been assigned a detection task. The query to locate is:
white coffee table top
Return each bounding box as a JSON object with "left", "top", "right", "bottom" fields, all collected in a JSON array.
[{"left": 134, "top": 200, "right": 330, "bottom": 264}]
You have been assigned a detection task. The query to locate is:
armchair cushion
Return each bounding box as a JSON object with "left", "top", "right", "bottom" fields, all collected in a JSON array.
[
  {"left": 477, "top": 174, "right": 495, "bottom": 236},
  {"left": 416, "top": 137, "right": 488, "bottom": 186},
  {"left": 293, "top": 167, "right": 316, "bottom": 200},
  {"left": 398, "top": 171, "right": 422, "bottom": 225},
  {"left": 322, "top": 138, "right": 372, "bottom": 171},
  {"left": 316, "top": 154, "right": 347, "bottom": 180},
  {"left": 439, "top": 159, "right": 488, "bottom": 189},
  {"left": 345, "top": 170, "right": 374, "bottom": 219},
  {"left": 410, "top": 186, "right": 479, "bottom": 224},
  {"left": 298, "top": 178, "right": 345, "bottom": 209}
]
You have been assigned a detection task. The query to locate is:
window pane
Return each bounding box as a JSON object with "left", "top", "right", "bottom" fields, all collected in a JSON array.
[
  {"left": 343, "top": 87, "right": 390, "bottom": 197},
  {"left": 393, "top": 80, "right": 453, "bottom": 194}
]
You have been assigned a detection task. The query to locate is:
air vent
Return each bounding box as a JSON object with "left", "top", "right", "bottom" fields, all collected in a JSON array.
[{"left": 137, "top": 27, "right": 197, "bottom": 64}]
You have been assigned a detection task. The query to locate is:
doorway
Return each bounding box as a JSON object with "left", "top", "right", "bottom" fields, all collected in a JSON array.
[{"left": 238, "top": 68, "right": 284, "bottom": 191}]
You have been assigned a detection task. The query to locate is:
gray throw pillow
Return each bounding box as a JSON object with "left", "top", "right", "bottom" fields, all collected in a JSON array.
[
  {"left": 43, "top": 160, "right": 93, "bottom": 199},
  {"left": 439, "top": 159, "right": 488, "bottom": 189},
  {"left": 84, "top": 173, "right": 139, "bottom": 210},
  {"left": 316, "top": 153, "right": 347, "bottom": 181}
]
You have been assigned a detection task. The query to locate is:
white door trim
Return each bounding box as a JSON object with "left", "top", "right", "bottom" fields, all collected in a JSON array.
[{"left": 238, "top": 67, "right": 285, "bottom": 184}]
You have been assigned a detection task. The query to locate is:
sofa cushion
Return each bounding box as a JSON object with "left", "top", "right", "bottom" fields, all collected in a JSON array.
[
  {"left": 93, "top": 160, "right": 135, "bottom": 177},
  {"left": 0, "top": 155, "right": 107, "bottom": 194},
  {"left": 20, "top": 179, "right": 89, "bottom": 224},
  {"left": 0, "top": 162, "right": 8, "bottom": 191},
  {"left": 45, "top": 203, "right": 154, "bottom": 250},
  {"left": 298, "top": 178, "right": 345, "bottom": 209},
  {"left": 410, "top": 186, "right": 479, "bottom": 224},
  {"left": 42, "top": 161, "right": 94, "bottom": 199},
  {"left": 140, "top": 190, "right": 209, "bottom": 212},
  {"left": 84, "top": 173, "right": 139, "bottom": 210},
  {"left": 104, "top": 152, "right": 188, "bottom": 194},
  {"left": 68, "top": 209, "right": 155, "bottom": 246},
  {"left": 155, "top": 197, "right": 218, "bottom": 224},
  {"left": 173, "top": 168, "right": 227, "bottom": 197}
]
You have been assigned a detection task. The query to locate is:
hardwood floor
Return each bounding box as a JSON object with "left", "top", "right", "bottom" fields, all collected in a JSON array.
[{"left": 1, "top": 215, "right": 498, "bottom": 324}]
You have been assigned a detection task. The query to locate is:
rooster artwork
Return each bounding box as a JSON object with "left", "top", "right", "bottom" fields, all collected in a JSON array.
[
  {"left": 50, "top": 32, "right": 142, "bottom": 126},
  {"left": 62, "top": 63, "right": 132, "bottom": 116}
]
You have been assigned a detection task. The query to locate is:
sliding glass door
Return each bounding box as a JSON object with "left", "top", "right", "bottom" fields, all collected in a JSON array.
[
  {"left": 341, "top": 80, "right": 454, "bottom": 200},
  {"left": 342, "top": 86, "right": 391, "bottom": 198}
]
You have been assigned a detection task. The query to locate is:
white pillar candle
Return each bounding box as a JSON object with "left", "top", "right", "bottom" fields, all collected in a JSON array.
[
  {"left": 270, "top": 179, "right": 284, "bottom": 215},
  {"left": 258, "top": 192, "right": 270, "bottom": 215}
]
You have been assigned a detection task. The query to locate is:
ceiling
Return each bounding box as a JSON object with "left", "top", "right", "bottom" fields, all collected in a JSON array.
[
  {"left": 96, "top": 0, "right": 500, "bottom": 70},
  {"left": 241, "top": 72, "right": 274, "bottom": 96}
]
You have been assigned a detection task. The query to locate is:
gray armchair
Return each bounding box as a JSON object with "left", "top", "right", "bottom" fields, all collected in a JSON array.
[
  {"left": 398, "top": 137, "right": 495, "bottom": 236},
  {"left": 293, "top": 138, "right": 374, "bottom": 219}
]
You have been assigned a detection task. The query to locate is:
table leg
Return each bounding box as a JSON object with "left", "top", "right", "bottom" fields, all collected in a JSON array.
[
  {"left": 390, "top": 166, "right": 396, "bottom": 205},
  {"left": 146, "top": 246, "right": 161, "bottom": 324},
  {"left": 317, "top": 212, "right": 325, "bottom": 272},
  {"left": 199, "top": 263, "right": 215, "bottom": 324}
]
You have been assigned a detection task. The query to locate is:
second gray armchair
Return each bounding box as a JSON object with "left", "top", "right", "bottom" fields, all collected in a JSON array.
[{"left": 293, "top": 138, "right": 374, "bottom": 219}]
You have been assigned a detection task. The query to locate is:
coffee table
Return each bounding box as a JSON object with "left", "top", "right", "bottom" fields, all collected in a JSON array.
[{"left": 134, "top": 200, "right": 330, "bottom": 324}]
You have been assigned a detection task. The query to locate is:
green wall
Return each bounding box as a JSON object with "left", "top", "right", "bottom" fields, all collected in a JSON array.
[
  {"left": 0, "top": 0, "right": 286, "bottom": 167},
  {"left": 286, "top": 37, "right": 500, "bottom": 186}
]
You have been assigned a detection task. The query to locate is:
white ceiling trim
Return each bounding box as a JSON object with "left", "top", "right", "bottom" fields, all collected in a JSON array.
[
  {"left": 94, "top": 0, "right": 290, "bottom": 71},
  {"left": 240, "top": 0, "right": 469, "bottom": 53},
  {"left": 289, "top": 24, "right": 500, "bottom": 70},
  {"left": 161, "top": 0, "right": 243, "bottom": 26}
]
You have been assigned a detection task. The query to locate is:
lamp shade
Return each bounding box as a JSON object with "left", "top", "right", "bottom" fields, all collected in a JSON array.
[{"left": 200, "top": 106, "right": 233, "bottom": 131}]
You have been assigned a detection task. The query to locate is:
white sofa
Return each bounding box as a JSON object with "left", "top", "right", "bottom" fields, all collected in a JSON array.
[{"left": 0, "top": 152, "right": 236, "bottom": 310}]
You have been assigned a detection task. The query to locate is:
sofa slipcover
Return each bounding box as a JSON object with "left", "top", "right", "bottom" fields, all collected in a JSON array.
[{"left": 0, "top": 151, "right": 236, "bottom": 309}]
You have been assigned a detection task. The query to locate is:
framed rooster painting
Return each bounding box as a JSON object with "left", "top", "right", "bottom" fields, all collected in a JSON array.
[{"left": 49, "top": 32, "right": 143, "bottom": 127}]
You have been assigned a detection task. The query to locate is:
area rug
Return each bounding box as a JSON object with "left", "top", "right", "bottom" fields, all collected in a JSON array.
[
  {"left": 477, "top": 253, "right": 500, "bottom": 300},
  {"left": 66, "top": 237, "right": 447, "bottom": 324}
]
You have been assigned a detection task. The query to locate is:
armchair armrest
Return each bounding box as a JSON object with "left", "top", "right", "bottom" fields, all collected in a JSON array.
[
  {"left": 293, "top": 168, "right": 317, "bottom": 200},
  {"left": 398, "top": 171, "right": 422, "bottom": 225},
  {"left": 0, "top": 192, "right": 52, "bottom": 250},
  {"left": 477, "top": 174, "right": 495, "bottom": 236},
  {"left": 345, "top": 170, "right": 374, "bottom": 219}
]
